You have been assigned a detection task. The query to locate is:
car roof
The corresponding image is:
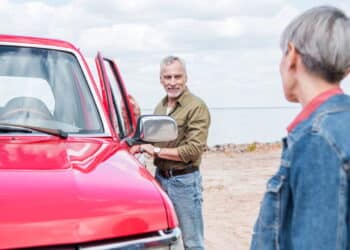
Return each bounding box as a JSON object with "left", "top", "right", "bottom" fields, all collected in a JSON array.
[{"left": 0, "top": 34, "right": 78, "bottom": 51}]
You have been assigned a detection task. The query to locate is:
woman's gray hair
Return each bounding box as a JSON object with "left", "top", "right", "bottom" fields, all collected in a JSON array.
[
  {"left": 160, "top": 56, "right": 187, "bottom": 75},
  {"left": 280, "top": 6, "right": 350, "bottom": 82}
]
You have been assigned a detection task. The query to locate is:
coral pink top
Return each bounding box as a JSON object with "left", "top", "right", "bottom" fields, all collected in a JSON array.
[{"left": 287, "top": 87, "right": 343, "bottom": 133}]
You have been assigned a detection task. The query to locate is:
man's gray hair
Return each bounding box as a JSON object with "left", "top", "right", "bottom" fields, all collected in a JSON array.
[
  {"left": 280, "top": 6, "right": 350, "bottom": 82},
  {"left": 160, "top": 56, "right": 187, "bottom": 75}
]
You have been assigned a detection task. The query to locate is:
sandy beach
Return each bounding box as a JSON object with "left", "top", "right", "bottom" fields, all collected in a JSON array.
[
  {"left": 202, "top": 143, "right": 281, "bottom": 250},
  {"left": 146, "top": 142, "right": 281, "bottom": 249}
]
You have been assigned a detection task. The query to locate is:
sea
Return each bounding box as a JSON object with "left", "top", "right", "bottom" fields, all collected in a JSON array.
[
  {"left": 142, "top": 106, "right": 300, "bottom": 146},
  {"left": 206, "top": 107, "right": 300, "bottom": 146}
]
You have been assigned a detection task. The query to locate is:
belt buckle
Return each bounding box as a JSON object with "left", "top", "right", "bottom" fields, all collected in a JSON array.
[
  {"left": 162, "top": 169, "right": 172, "bottom": 178},
  {"left": 166, "top": 169, "right": 173, "bottom": 178}
]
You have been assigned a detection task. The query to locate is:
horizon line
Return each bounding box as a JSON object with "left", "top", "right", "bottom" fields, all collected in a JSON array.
[{"left": 141, "top": 106, "right": 299, "bottom": 111}]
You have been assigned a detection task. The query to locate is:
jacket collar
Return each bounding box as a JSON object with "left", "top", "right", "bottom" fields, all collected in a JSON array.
[{"left": 287, "top": 87, "right": 343, "bottom": 133}]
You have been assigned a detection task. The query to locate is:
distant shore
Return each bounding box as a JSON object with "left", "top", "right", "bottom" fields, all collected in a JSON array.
[{"left": 207, "top": 141, "right": 282, "bottom": 153}]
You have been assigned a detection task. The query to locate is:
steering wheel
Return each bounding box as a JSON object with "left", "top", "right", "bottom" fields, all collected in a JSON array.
[{"left": 0, "top": 97, "right": 53, "bottom": 121}]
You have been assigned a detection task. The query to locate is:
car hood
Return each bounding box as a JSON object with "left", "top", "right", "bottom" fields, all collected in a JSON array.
[{"left": 0, "top": 137, "right": 168, "bottom": 249}]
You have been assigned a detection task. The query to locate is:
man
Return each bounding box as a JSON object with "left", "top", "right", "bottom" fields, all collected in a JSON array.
[
  {"left": 133, "top": 56, "right": 210, "bottom": 250},
  {"left": 250, "top": 6, "right": 350, "bottom": 250}
]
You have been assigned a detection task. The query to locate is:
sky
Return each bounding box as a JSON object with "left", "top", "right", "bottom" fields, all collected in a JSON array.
[{"left": 2, "top": 0, "right": 350, "bottom": 109}]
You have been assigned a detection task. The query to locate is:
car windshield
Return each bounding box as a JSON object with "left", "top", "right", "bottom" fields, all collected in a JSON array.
[{"left": 0, "top": 45, "right": 103, "bottom": 134}]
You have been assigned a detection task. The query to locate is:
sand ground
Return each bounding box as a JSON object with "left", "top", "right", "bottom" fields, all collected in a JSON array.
[
  {"left": 146, "top": 145, "right": 281, "bottom": 250},
  {"left": 146, "top": 143, "right": 281, "bottom": 250},
  {"left": 202, "top": 147, "right": 281, "bottom": 250}
]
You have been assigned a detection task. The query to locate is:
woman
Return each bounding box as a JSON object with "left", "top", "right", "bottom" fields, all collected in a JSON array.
[{"left": 251, "top": 6, "right": 350, "bottom": 250}]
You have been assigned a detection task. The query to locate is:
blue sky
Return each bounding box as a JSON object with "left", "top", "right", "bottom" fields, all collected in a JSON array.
[{"left": 1, "top": 0, "right": 350, "bottom": 109}]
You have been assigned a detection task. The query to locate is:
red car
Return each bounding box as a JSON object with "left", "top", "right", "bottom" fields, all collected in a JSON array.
[{"left": 0, "top": 35, "right": 182, "bottom": 249}]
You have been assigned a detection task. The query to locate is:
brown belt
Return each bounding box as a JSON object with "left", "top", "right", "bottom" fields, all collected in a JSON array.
[{"left": 158, "top": 166, "right": 199, "bottom": 179}]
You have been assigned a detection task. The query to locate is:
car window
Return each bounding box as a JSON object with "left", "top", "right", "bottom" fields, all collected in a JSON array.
[
  {"left": 102, "top": 59, "right": 132, "bottom": 138},
  {"left": 0, "top": 76, "right": 55, "bottom": 112},
  {"left": 0, "top": 46, "right": 103, "bottom": 134}
]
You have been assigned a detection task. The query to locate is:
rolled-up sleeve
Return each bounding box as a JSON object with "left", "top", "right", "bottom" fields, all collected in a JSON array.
[{"left": 177, "top": 103, "right": 210, "bottom": 163}]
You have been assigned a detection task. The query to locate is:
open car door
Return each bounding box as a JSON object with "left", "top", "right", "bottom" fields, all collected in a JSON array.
[{"left": 95, "top": 52, "right": 137, "bottom": 140}]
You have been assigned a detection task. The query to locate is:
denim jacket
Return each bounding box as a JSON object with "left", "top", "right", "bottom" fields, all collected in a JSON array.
[{"left": 251, "top": 94, "right": 350, "bottom": 250}]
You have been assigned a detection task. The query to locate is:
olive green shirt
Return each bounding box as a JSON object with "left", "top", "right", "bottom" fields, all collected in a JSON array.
[{"left": 154, "top": 88, "right": 211, "bottom": 170}]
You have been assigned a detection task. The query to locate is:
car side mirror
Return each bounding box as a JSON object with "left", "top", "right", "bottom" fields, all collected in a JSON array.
[{"left": 126, "top": 115, "right": 178, "bottom": 146}]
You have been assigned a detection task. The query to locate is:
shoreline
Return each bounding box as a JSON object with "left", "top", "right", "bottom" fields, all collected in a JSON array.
[{"left": 207, "top": 141, "right": 282, "bottom": 153}]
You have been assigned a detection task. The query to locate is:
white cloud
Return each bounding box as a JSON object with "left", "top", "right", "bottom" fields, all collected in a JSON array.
[
  {"left": 3, "top": 0, "right": 350, "bottom": 144},
  {"left": 1, "top": 0, "right": 350, "bottom": 111},
  {"left": 0, "top": 1, "right": 51, "bottom": 36},
  {"left": 79, "top": 24, "right": 168, "bottom": 55},
  {"left": 78, "top": 0, "right": 286, "bottom": 20}
]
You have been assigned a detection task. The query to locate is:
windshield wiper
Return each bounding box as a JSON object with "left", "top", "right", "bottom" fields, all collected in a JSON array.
[
  {"left": 0, "top": 123, "right": 68, "bottom": 139},
  {"left": 0, "top": 125, "right": 33, "bottom": 134}
]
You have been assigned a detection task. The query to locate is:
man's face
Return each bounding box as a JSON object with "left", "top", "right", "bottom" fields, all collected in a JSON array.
[{"left": 160, "top": 61, "right": 187, "bottom": 101}]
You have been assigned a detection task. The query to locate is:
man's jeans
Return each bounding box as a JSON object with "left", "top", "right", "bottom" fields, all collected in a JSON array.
[{"left": 155, "top": 169, "right": 205, "bottom": 250}]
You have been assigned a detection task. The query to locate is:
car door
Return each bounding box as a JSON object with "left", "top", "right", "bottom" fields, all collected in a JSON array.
[{"left": 95, "top": 52, "right": 136, "bottom": 140}]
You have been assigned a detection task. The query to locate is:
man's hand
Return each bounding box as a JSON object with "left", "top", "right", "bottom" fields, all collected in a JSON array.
[
  {"left": 139, "top": 144, "right": 156, "bottom": 157},
  {"left": 130, "top": 144, "right": 181, "bottom": 161},
  {"left": 129, "top": 145, "right": 142, "bottom": 154},
  {"left": 129, "top": 144, "right": 155, "bottom": 157}
]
